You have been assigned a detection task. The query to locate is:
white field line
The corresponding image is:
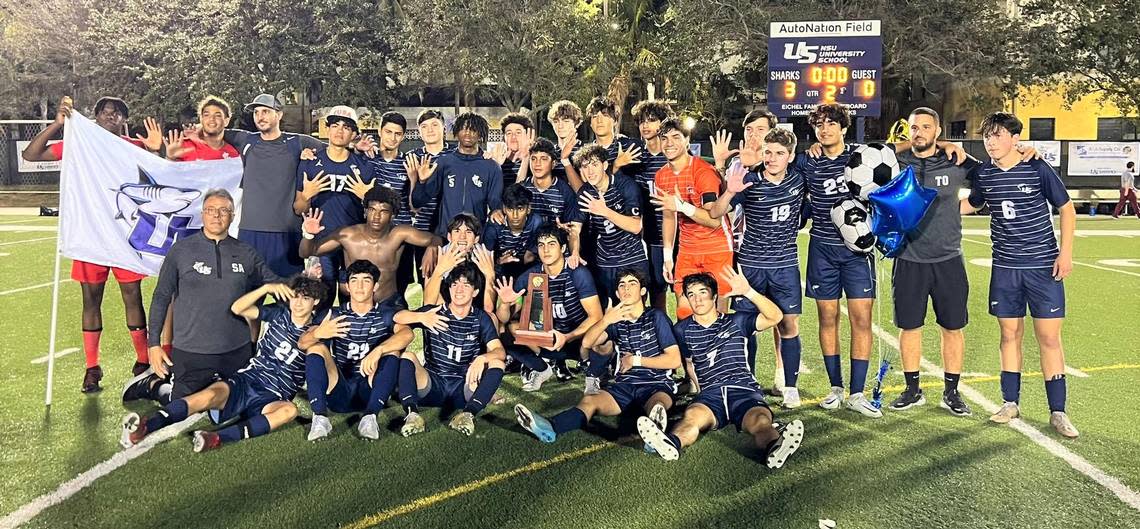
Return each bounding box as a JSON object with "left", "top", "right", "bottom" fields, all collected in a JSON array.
[
  {"left": 0, "top": 279, "right": 72, "bottom": 297},
  {"left": 835, "top": 303, "right": 1140, "bottom": 512},
  {"left": 30, "top": 347, "right": 78, "bottom": 364},
  {"left": 0, "top": 225, "right": 57, "bottom": 232},
  {"left": 0, "top": 413, "right": 205, "bottom": 529},
  {"left": 0, "top": 236, "right": 55, "bottom": 247},
  {"left": 0, "top": 218, "right": 52, "bottom": 225}
]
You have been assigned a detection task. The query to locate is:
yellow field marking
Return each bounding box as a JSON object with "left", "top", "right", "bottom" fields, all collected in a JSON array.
[
  {"left": 342, "top": 442, "right": 614, "bottom": 529},
  {"left": 343, "top": 363, "right": 1140, "bottom": 528}
]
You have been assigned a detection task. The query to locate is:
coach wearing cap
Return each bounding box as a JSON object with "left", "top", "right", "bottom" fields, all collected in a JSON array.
[{"left": 222, "top": 94, "right": 327, "bottom": 277}]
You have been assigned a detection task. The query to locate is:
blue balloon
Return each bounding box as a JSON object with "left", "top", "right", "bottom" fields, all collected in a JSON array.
[{"left": 867, "top": 165, "right": 937, "bottom": 258}]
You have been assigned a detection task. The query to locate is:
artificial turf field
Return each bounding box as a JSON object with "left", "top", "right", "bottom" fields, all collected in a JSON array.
[{"left": 1, "top": 214, "right": 1138, "bottom": 529}]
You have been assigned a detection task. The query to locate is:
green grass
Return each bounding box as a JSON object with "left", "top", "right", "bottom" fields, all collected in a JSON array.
[{"left": 2, "top": 214, "right": 1139, "bottom": 528}]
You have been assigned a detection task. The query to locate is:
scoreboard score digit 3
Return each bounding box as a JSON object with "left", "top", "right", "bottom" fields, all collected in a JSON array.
[{"left": 768, "top": 20, "right": 883, "bottom": 118}]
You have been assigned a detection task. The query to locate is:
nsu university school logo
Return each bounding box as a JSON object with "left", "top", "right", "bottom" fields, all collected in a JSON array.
[{"left": 113, "top": 166, "right": 201, "bottom": 257}]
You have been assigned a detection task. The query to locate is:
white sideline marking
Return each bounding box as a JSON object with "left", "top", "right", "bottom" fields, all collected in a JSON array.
[
  {"left": 0, "top": 413, "right": 205, "bottom": 529},
  {"left": 0, "top": 236, "right": 55, "bottom": 247},
  {"left": 1098, "top": 259, "right": 1140, "bottom": 268},
  {"left": 0, "top": 279, "right": 72, "bottom": 297},
  {"left": 0, "top": 225, "right": 57, "bottom": 232},
  {"left": 30, "top": 347, "right": 78, "bottom": 364},
  {"left": 1073, "top": 261, "right": 1140, "bottom": 279},
  {"left": 0, "top": 218, "right": 51, "bottom": 225},
  {"left": 921, "top": 370, "right": 990, "bottom": 378},
  {"left": 962, "top": 237, "right": 992, "bottom": 247},
  {"left": 967, "top": 258, "right": 992, "bottom": 268},
  {"left": 963, "top": 229, "right": 1140, "bottom": 237},
  {"left": 842, "top": 303, "right": 1140, "bottom": 512},
  {"left": 1065, "top": 365, "right": 1090, "bottom": 378}
]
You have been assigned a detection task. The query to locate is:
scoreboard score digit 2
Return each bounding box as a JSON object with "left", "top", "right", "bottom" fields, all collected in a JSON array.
[{"left": 767, "top": 20, "right": 883, "bottom": 118}]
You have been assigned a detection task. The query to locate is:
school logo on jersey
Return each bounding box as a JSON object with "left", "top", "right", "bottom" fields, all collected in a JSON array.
[
  {"left": 115, "top": 166, "right": 200, "bottom": 258},
  {"left": 193, "top": 261, "right": 212, "bottom": 275},
  {"left": 472, "top": 174, "right": 483, "bottom": 188},
  {"left": 231, "top": 263, "right": 245, "bottom": 273},
  {"left": 448, "top": 174, "right": 456, "bottom": 188},
  {"left": 1018, "top": 183, "right": 1035, "bottom": 194}
]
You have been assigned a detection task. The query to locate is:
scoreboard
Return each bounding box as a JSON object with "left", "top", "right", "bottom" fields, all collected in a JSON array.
[{"left": 767, "top": 20, "right": 882, "bottom": 118}]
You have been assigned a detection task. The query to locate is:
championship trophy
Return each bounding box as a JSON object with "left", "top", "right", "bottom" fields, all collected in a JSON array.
[{"left": 514, "top": 272, "right": 555, "bottom": 348}]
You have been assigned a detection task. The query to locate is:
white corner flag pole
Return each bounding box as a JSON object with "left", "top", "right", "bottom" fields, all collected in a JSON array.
[{"left": 44, "top": 117, "right": 70, "bottom": 409}]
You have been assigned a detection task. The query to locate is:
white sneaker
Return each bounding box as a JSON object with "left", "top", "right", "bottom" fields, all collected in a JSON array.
[
  {"left": 819, "top": 386, "right": 845, "bottom": 410},
  {"left": 522, "top": 366, "right": 553, "bottom": 392},
  {"left": 357, "top": 413, "right": 379, "bottom": 440},
  {"left": 308, "top": 414, "right": 332, "bottom": 441},
  {"left": 781, "top": 387, "right": 801, "bottom": 409},
  {"left": 584, "top": 376, "right": 602, "bottom": 395},
  {"left": 845, "top": 392, "right": 883, "bottom": 418},
  {"left": 401, "top": 411, "right": 426, "bottom": 437}
]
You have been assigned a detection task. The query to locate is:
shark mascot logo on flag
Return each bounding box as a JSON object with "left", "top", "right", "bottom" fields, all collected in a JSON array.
[{"left": 114, "top": 166, "right": 201, "bottom": 256}]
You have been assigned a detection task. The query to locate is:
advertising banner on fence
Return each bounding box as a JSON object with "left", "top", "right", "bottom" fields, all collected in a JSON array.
[
  {"left": 1026, "top": 140, "right": 1061, "bottom": 167},
  {"left": 1067, "top": 142, "right": 1140, "bottom": 176}
]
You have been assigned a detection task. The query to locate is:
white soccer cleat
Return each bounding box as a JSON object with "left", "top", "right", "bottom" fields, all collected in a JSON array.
[
  {"left": 584, "top": 376, "right": 602, "bottom": 396},
  {"left": 401, "top": 412, "right": 426, "bottom": 437},
  {"left": 637, "top": 416, "right": 679, "bottom": 461},
  {"left": 781, "top": 387, "right": 802, "bottom": 409},
  {"left": 1050, "top": 411, "right": 1079, "bottom": 439},
  {"left": 522, "top": 366, "right": 553, "bottom": 392},
  {"left": 989, "top": 402, "right": 1020, "bottom": 424},
  {"left": 819, "top": 386, "right": 845, "bottom": 410},
  {"left": 644, "top": 403, "right": 669, "bottom": 454},
  {"left": 307, "top": 414, "right": 332, "bottom": 442},
  {"left": 357, "top": 414, "right": 380, "bottom": 440},
  {"left": 449, "top": 411, "right": 476, "bottom": 436},
  {"left": 845, "top": 392, "right": 883, "bottom": 418},
  {"left": 766, "top": 419, "right": 805, "bottom": 469}
]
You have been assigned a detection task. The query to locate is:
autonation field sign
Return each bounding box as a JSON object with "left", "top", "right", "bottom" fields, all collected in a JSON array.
[{"left": 767, "top": 20, "right": 883, "bottom": 117}]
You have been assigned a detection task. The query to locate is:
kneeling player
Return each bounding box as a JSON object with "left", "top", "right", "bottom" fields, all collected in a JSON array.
[
  {"left": 397, "top": 261, "right": 507, "bottom": 436},
  {"left": 301, "top": 260, "right": 423, "bottom": 441},
  {"left": 639, "top": 270, "right": 804, "bottom": 469},
  {"left": 515, "top": 267, "right": 679, "bottom": 443},
  {"left": 120, "top": 277, "right": 325, "bottom": 452}
]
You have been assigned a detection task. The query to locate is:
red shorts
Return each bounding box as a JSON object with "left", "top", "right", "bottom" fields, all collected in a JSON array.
[
  {"left": 71, "top": 260, "right": 147, "bottom": 284},
  {"left": 672, "top": 251, "right": 734, "bottom": 296}
]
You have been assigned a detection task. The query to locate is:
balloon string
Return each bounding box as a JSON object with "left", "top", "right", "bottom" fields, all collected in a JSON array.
[{"left": 876, "top": 254, "right": 883, "bottom": 367}]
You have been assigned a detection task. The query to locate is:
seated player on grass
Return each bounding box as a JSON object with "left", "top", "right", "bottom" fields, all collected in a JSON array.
[
  {"left": 638, "top": 270, "right": 804, "bottom": 469},
  {"left": 120, "top": 277, "right": 326, "bottom": 453},
  {"left": 514, "top": 267, "right": 679, "bottom": 446},
  {"left": 397, "top": 261, "right": 508, "bottom": 437},
  {"left": 300, "top": 260, "right": 437, "bottom": 442}
]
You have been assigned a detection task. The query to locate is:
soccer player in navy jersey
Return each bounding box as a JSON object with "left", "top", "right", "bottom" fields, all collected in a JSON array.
[
  {"left": 586, "top": 96, "right": 644, "bottom": 174},
  {"left": 483, "top": 184, "right": 543, "bottom": 282},
  {"left": 707, "top": 128, "right": 807, "bottom": 408},
  {"left": 410, "top": 112, "right": 505, "bottom": 235},
  {"left": 300, "top": 260, "right": 417, "bottom": 441},
  {"left": 961, "top": 112, "right": 1078, "bottom": 438},
  {"left": 638, "top": 271, "right": 804, "bottom": 469},
  {"left": 629, "top": 100, "right": 674, "bottom": 310},
  {"left": 514, "top": 268, "right": 679, "bottom": 445},
  {"left": 547, "top": 100, "right": 584, "bottom": 189},
  {"left": 120, "top": 277, "right": 326, "bottom": 452},
  {"left": 396, "top": 261, "right": 508, "bottom": 436},
  {"left": 420, "top": 214, "right": 500, "bottom": 315},
  {"left": 520, "top": 137, "right": 583, "bottom": 264},
  {"left": 495, "top": 112, "right": 533, "bottom": 188},
  {"left": 405, "top": 109, "right": 453, "bottom": 275},
  {"left": 495, "top": 224, "right": 603, "bottom": 391}
]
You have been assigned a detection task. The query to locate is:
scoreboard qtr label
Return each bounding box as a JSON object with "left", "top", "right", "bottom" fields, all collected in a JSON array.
[{"left": 767, "top": 20, "right": 883, "bottom": 118}]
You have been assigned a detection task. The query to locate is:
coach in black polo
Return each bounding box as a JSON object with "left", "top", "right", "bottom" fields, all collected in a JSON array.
[{"left": 145, "top": 189, "right": 281, "bottom": 400}]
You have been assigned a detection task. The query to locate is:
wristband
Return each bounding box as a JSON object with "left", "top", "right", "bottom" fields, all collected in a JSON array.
[
  {"left": 302, "top": 231, "right": 315, "bottom": 240},
  {"left": 632, "top": 356, "right": 643, "bottom": 368},
  {"left": 675, "top": 197, "right": 697, "bottom": 217},
  {"left": 561, "top": 158, "right": 571, "bottom": 167}
]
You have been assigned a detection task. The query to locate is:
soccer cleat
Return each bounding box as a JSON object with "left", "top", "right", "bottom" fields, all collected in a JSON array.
[
  {"left": 401, "top": 412, "right": 426, "bottom": 437},
  {"left": 307, "top": 414, "right": 332, "bottom": 442},
  {"left": 358, "top": 414, "right": 380, "bottom": 440},
  {"left": 819, "top": 386, "right": 845, "bottom": 410},
  {"left": 514, "top": 404, "right": 556, "bottom": 443},
  {"left": 449, "top": 411, "right": 476, "bottom": 436},
  {"left": 940, "top": 389, "right": 972, "bottom": 417},
  {"left": 192, "top": 430, "right": 222, "bottom": 453},
  {"left": 989, "top": 402, "right": 1020, "bottom": 424},
  {"left": 521, "top": 366, "right": 554, "bottom": 392},
  {"left": 890, "top": 387, "right": 926, "bottom": 411},
  {"left": 552, "top": 360, "right": 574, "bottom": 381},
  {"left": 845, "top": 393, "right": 883, "bottom": 418},
  {"left": 120, "top": 412, "right": 147, "bottom": 448},
  {"left": 766, "top": 419, "right": 805, "bottom": 469},
  {"left": 131, "top": 361, "right": 151, "bottom": 376},
  {"left": 121, "top": 367, "right": 159, "bottom": 403},
  {"left": 780, "top": 387, "right": 802, "bottom": 409},
  {"left": 1050, "top": 411, "right": 1080, "bottom": 439},
  {"left": 81, "top": 365, "right": 104, "bottom": 393},
  {"left": 644, "top": 403, "right": 669, "bottom": 453},
  {"left": 584, "top": 376, "right": 602, "bottom": 396},
  {"left": 637, "top": 416, "right": 679, "bottom": 461}
]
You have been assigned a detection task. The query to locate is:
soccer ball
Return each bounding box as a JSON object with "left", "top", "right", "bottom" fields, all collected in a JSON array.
[
  {"left": 845, "top": 143, "right": 899, "bottom": 199},
  {"left": 830, "top": 198, "right": 875, "bottom": 253}
]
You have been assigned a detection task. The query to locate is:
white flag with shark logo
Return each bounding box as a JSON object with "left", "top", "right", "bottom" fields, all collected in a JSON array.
[{"left": 59, "top": 113, "right": 244, "bottom": 276}]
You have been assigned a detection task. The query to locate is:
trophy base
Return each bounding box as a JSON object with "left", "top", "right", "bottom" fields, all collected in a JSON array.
[{"left": 514, "top": 330, "right": 555, "bottom": 349}]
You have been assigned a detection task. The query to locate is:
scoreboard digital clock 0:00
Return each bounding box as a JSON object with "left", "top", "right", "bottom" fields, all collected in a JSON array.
[{"left": 767, "top": 20, "right": 883, "bottom": 118}]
